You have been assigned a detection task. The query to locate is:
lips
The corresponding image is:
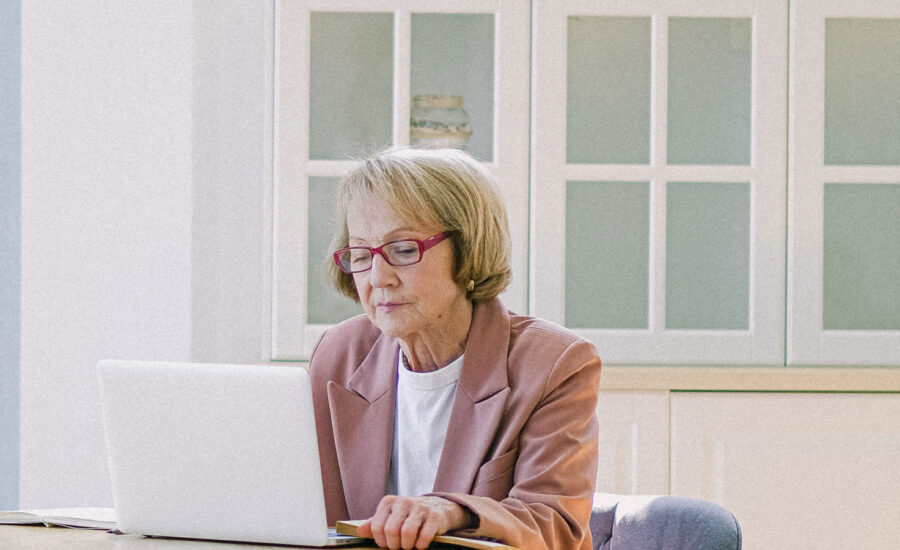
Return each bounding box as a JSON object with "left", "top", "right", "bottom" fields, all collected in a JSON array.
[{"left": 376, "top": 301, "right": 405, "bottom": 312}]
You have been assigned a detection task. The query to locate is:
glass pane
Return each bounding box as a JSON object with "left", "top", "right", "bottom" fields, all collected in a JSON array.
[
  {"left": 565, "top": 181, "right": 649, "bottom": 328},
  {"left": 411, "top": 13, "right": 494, "bottom": 161},
  {"left": 666, "top": 182, "right": 750, "bottom": 329},
  {"left": 824, "top": 184, "right": 900, "bottom": 330},
  {"left": 825, "top": 19, "right": 900, "bottom": 165},
  {"left": 668, "top": 18, "right": 751, "bottom": 165},
  {"left": 308, "top": 177, "right": 363, "bottom": 325},
  {"left": 567, "top": 17, "right": 651, "bottom": 164},
  {"left": 310, "top": 12, "right": 393, "bottom": 160}
]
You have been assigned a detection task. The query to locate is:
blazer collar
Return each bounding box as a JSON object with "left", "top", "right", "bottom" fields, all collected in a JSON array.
[
  {"left": 457, "top": 298, "right": 511, "bottom": 401},
  {"left": 347, "top": 332, "right": 398, "bottom": 402},
  {"left": 329, "top": 334, "right": 398, "bottom": 519},
  {"left": 433, "top": 298, "right": 512, "bottom": 493}
]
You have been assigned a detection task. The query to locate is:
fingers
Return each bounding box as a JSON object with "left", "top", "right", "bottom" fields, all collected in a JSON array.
[
  {"left": 367, "top": 495, "right": 400, "bottom": 549},
  {"left": 400, "top": 507, "right": 427, "bottom": 549},
  {"left": 413, "top": 513, "right": 442, "bottom": 549},
  {"left": 365, "top": 495, "right": 463, "bottom": 549},
  {"left": 355, "top": 519, "right": 373, "bottom": 538}
]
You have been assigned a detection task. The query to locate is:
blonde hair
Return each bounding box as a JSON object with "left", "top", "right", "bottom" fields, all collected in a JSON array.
[{"left": 328, "top": 147, "right": 512, "bottom": 304}]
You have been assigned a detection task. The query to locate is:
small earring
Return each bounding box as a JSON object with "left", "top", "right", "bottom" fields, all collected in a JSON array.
[{"left": 466, "top": 280, "right": 475, "bottom": 291}]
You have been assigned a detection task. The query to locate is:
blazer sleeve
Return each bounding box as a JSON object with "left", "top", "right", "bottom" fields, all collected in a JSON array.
[{"left": 431, "top": 337, "right": 601, "bottom": 550}]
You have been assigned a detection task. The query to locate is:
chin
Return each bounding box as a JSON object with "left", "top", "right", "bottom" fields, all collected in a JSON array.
[
  {"left": 372, "top": 316, "right": 416, "bottom": 340},
  {"left": 375, "top": 323, "right": 412, "bottom": 340}
]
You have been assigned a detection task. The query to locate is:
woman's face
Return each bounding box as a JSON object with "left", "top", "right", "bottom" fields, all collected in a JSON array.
[{"left": 345, "top": 197, "right": 469, "bottom": 343}]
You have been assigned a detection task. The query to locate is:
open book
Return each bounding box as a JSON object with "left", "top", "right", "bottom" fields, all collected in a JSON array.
[
  {"left": 336, "top": 519, "right": 518, "bottom": 549},
  {"left": 0, "top": 507, "right": 117, "bottom": 530}
]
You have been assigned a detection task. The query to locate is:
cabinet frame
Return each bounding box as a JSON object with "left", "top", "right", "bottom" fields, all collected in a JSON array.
[
  {"left": 268, "top": 0, "right": 900, "bottom": 366},
  {"left": 271, "top": 0, "right": 530, "bottom": 359},
  {"left": 787, "top": 0, "right": 900, "bottom": 365},
  {"left": 530, "top": 0, "right": 788, "bottom": 364}
]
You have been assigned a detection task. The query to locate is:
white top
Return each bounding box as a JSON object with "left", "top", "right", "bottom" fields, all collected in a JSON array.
[{"left": 386, "top": 353, "right": 463, "bottom": 497}]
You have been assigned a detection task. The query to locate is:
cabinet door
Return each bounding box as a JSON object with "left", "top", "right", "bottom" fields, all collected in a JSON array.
[
  {"left": 595, "top": 391, "right": 669, "bottom": 495},
  {"left": 531, "top": 0, "right": 787, "bottom": 365},
  {"left": 671, "top": 392, "right": 900, "bottom": 549},
  {"left": 272, "top": 0, "right": 529, "bottom": 359},
  {"left": 788, "top": 0, "right": 900, "bottom": 365}
]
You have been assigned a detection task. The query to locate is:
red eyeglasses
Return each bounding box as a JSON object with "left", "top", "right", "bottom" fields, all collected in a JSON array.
[{"left": 333, "top": 231, "right": 453, "bottom": 274}]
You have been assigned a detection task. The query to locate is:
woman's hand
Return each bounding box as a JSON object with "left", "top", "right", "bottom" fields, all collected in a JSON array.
[{"left": 356, "top": 495, "right": 475, "bottom": 549}]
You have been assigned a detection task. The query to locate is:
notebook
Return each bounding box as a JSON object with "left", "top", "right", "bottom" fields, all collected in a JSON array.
[{"left": 97, "top": 359, "right": 362, "bottom": 547}]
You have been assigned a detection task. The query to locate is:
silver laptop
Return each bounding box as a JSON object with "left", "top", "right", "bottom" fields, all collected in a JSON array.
[{"left": 98, "top": 360, "right": 359, "bottom": 546}]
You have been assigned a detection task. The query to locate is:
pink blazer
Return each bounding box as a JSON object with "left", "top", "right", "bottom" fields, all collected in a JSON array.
[{"left": 309, "top": 298, "right": 601, "bottom": 550}]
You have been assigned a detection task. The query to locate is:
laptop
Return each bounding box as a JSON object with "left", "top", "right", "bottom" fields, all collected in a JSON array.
[{"left": 97, "top": 360, "right": 363, "bottom": 547}]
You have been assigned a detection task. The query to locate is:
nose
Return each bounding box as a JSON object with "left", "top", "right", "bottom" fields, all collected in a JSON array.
[{"left": 367, "top": 252, "right": 398, "bottom": 288}]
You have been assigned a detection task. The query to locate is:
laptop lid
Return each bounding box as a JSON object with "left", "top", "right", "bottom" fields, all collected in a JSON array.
[{"left": 98, "top": 360, "right": 330, "bottom": 546}]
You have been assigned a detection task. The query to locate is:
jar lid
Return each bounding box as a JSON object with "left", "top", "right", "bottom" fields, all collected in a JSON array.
[{"left": 412, "top": 94, "right": 464, "bottom": 108}]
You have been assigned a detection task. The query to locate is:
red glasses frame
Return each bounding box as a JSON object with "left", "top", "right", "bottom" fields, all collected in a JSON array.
[{"left": 333, "top": 231, "right": 453, "bottom": 274}]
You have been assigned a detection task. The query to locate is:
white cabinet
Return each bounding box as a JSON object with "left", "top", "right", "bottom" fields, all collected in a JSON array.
[
  {"left": 531, "top": 0, "right": 787, "bottom": 365},
  {"left": 272, "top": 0, "right": 530, "bottom": 359},
  {"left": 597, "top": 371, "right": 900, "bottom": 548},
  {"left": 787, "top": 0, "right": 900, "bottom": 365},
  {"left": 670, "top": 392, "right": 900, "bottom": 550},
  {"left": 595, "top": 391, "right": 669, "bottom": 495},
  {"left": 268, "top": 0, "right": 900, "bottom": 366}
]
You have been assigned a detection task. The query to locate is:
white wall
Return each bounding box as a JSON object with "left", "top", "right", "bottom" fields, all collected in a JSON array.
[
  {"left": 191, "top": 1, "right": 270, "bottom": 364},
  {"left": 0, "top": 0, "right": 22, "bottom": 512},
  {"left": 18, "top": 0, "right": 271, "bottom": 507},
  {"left": 20, "top": 1, "right": 195, "bottom": 507}
]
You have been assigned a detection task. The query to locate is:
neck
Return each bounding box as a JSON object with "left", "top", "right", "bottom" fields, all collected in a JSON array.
[{"left": 398, "top": 301, "right": 473, "bottom": 373}]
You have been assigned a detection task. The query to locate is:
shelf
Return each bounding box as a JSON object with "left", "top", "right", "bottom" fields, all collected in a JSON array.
[{"left": 600, "top": 365, "right": 900, "bottom": 392}]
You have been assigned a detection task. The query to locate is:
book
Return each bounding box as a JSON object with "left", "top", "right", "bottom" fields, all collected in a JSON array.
[
  {"left": 335, "top": 519, "right": 518, "bottom": 550},
  {"left": 321, "top": 527, "right": 373, "bottom": 547},
  {"left": 0, "top": 507, "right": 117, "bottom": 530}
]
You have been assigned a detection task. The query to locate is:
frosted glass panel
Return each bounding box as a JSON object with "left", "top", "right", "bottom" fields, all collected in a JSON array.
[
  {"left": 825, "top": 19, "right": 900, "bottom": 165},
  {"left": 666, "top": 182, "right": 750, "bottom": 329},
  {"left": 668, "top": 18, "right": 751, "bottom": 165},
  {"left": 308, "top": 177, "right": 363, "bottom": 325},
  {"left": 565, "top": 181, "right": 649, "bottom": 328},
  {"left": 567, "top": 17, "right": 651, "bottom": 164},
  {"left": 411, "top": 14, "right": 494, "bottom": 161},
  {"left": 310, "top": 13, "right": 393, "bottom": 160},
  {"left": 824, "top": 184, "right": 900, "bottom": 330}
]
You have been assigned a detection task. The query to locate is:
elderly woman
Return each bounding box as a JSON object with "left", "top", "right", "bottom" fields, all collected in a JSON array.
[{"left": 309, "top": 147, "right": 601, "bottom": 550}]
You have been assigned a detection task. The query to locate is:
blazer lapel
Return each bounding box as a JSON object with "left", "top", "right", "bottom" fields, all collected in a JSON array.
[
  {"left": 432, "top": 299, "right": 511, "bottom": 493},
  {"left": 327, "top": 334, "right": 398, "bottom": 519}
]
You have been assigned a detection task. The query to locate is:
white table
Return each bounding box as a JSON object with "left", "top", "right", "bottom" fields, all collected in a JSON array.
[{"left": 0, "top": 525, "right": 380, "bottom": 549}]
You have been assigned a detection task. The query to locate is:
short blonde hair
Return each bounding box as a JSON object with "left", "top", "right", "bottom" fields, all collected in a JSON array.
[{"left": 328, "top": 147, "right": 512, "bottom": 304}]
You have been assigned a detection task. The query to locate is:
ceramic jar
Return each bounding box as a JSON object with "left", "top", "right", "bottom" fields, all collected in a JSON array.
[{"left": 409, "top": 94, "right": 472, "bottom": 149}]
